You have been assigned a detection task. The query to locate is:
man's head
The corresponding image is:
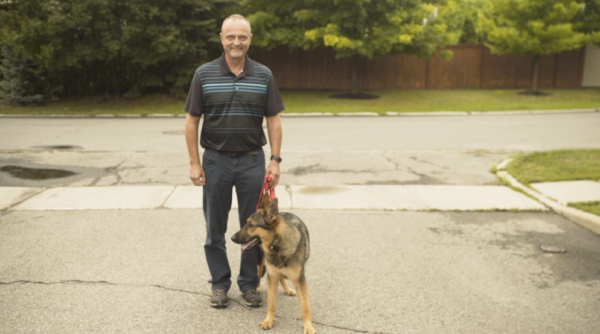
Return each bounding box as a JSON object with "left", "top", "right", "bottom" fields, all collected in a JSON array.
[{"left": 220, "top": 14, "right": 252, "bottom": 60}]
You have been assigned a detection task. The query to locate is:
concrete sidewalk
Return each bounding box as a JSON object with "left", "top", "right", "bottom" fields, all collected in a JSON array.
[{"left": 1, "top": 184, "right": 546, "bottom": 212}]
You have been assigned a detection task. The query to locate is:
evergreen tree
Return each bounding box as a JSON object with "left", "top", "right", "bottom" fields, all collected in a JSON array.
[
  {"left": 0, "top": 45, "right": 44, "bottom": 105},
  {"left": 577, "top": 0, "right": 600, "bottom": 44},
  {"left": 0, "top": 0, "right": 232, "bottom": 97},
  {"left": 456, "top": 0, "right": 492, "bottom": 44}
]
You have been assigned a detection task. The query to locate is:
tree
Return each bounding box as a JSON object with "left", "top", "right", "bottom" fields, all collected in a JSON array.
[
  {"left": 576, "top": 0, "right": 600, "bottom": 45},
  {"left": 0, "top": 0, "right": 231, "bottom": 97},
  {"left": 455, "top": 0, "right": 492, "bottom": 44},
  {"left": 240, "top": 0, "right": 459, "bottom": 96},
  {"left": 0, "top": 44, "right": 57, "bottom": 105},
  {"left": 478, "top": 0, "right": 600, "bottom": 94}
]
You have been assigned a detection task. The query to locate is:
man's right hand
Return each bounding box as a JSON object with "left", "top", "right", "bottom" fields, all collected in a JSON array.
[{"left": 190, "top": 164, "right": 206, "bottom": 186}]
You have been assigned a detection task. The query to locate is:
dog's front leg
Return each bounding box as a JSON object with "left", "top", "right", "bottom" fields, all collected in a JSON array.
[
  {"left": 294, "top": 275, "right": 316, "bottom": 334},
  {"left": 260, "top": 273, "right": 279, "bottom": 330}
]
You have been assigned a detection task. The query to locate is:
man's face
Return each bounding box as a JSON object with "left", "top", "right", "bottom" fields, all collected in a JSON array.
[{"left": 220, "top": 19, "right": 252, "bottom": 60}]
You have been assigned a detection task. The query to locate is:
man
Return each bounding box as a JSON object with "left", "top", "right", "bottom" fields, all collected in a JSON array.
[{"left": 184, "top": 14, "right": 284, "bottom": 309}]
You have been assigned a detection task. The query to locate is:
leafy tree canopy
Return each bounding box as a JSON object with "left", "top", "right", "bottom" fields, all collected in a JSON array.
[
  {"left": 576, "top": 0, "right": 600, "bottom": 45},
  {"left": 241, "top": 0, "right": 459, "bottom": 60},
  {"left": 478, "top": 0, "right": 600, "bottom": 56},
  {"left": 0, "top": 0, "right": 231, "bottom": 96}
]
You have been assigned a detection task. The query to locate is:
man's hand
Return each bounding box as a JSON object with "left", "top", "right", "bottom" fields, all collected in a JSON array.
[
  {"left": 266, "top": 160, "right": 280, "bottom": 189},
  {"left": 190, "top": 164, "right": 206, "bottom": 186}
]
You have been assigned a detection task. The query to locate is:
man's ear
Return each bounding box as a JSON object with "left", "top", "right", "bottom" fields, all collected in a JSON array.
[
  {"left": 266, "top": 198, "right": 279, "bottom": 222},
  {"left": 261, "top": 191, "right": 271, "bottom": 210}
]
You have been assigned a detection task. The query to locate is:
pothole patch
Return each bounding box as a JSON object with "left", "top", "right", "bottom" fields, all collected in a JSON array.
[
  {"left": 0, "top": 165, "right": 77, "bottom": 180},
  {"left": 31, "top": 145, "right": 83, "bottom": 150}
]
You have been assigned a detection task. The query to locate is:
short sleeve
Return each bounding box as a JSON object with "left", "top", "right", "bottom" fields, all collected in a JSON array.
[
  {"left": 184, "top": 73, "right": 203, "bottom": 117},
  {"left": 265, "top": 75, "right": 285, "bottom": 117}
]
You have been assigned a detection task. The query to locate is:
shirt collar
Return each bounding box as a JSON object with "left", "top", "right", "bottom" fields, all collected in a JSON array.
[{"left": 219, "top": 52, "right": 254, "bottom": 76}]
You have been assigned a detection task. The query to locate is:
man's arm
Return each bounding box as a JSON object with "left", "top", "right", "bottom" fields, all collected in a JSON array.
[
  {"left": 265, "top": 114, "right": 282, "bottom": 188},
  {"left": 185, "top": 114, "right": 205, "bottom": 186}
]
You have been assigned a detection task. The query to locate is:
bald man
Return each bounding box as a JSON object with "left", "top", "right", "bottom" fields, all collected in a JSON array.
[{"left": 184, "top": 14, "right": 284, "bottom": 308}]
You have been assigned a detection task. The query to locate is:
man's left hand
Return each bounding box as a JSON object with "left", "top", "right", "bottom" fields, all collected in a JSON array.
[{"left": 266, "top": 160, "right": 280, "bottom": 189}]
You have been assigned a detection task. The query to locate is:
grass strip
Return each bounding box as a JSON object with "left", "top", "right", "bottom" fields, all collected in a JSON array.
[
  {"left": 505, "top": 149, "right": 600, "bottom": 186},
  {"left": 568, "top": 201, "right": 600, "bottom": 216},
  {"left": 1, "top": 89, "right": 599, "bottom": 115}
]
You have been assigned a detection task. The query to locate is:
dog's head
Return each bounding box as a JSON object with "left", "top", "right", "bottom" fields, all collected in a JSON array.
[{"left": 231, "top": 196, "right": 280, "bottom": 251}]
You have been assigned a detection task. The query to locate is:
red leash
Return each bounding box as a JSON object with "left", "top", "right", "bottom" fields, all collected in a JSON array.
[{"left": 256, "top": 175, "right": 276, "bottom": 210}]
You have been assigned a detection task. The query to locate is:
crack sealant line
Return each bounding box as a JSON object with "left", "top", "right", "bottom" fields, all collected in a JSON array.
[
  {"left": 4, "top": 188, "right": 48, "bottom": 210},
  {"left": 382, "top": 151, "right": 400, "bottom": 171},
  {"left": 160, "top": 186, "right": 178, "bottom": 208},
  {"left": 0, "top": 279, "right": 395, "bottom": 334},
  {"left": 400, "top": 185, "right": 431, "bottom": 211}
]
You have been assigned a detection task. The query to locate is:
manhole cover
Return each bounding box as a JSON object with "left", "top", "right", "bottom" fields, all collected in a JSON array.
[
  {"left": 163, "top": 130, "right": 185, "bottom": 135},
  {"left": 0, "top": 165, "right": 77, "bottom": 180}
]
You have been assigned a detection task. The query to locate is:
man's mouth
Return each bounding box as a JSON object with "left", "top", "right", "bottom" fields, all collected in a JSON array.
[{"left": 241, "top": 237, "right": 259, "bottom": 251}]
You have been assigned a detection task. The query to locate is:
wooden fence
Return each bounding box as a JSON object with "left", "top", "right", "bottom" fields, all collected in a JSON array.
[{"left": 253, "top": 45, "right": 585, "bottom": 90}]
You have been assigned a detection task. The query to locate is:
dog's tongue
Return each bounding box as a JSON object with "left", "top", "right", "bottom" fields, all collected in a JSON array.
[{"left": 241, "top": 237, "right": 258, "bottom": 251}]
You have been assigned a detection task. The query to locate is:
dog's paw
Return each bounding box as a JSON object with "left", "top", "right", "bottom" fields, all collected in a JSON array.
[
  {"left": 256, "top": 286, "right": 261, "bottom": 293},
  {"left": 303, "top": 325, "right": 316, "bottom": 334},
  {"left": 260, "top": 319, "right": 274, "bottom": 330},
  {"left": 284, "top": 288, "right": 296, "bottom": 296}
]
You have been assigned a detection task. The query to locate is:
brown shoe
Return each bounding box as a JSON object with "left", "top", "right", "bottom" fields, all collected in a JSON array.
[
  {"left": 241, "top": 289, "right": 262, "bottom": 307},
  {"left": 210, "top": 289, "right": 229, "bottom": 308}
]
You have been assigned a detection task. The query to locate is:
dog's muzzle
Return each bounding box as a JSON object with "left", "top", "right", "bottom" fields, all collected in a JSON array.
[{"left": 241, "top": 237, "right": 260, "bottom": 251}]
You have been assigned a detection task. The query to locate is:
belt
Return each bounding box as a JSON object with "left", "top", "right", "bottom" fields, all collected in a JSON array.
[{"left": 224, "top": 149, "right": 258, "bottom": 157}]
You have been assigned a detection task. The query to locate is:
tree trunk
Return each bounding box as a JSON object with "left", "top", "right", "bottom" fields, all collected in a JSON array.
[
  {"left": 351, "top": 55, "right": 358, "bottom": 95},
  {"left": 531, "top": 55, "right": 540, "bottom": 94},
  {"left": 112, "top": 60, "right": 120, "bottom": 96}
]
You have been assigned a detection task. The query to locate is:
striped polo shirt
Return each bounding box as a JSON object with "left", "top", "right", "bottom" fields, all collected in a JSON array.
[{"left": 184, "top": 53, "right": 285, "bottom": 152}]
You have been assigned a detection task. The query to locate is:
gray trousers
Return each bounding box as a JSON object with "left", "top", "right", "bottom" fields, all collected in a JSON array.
[{"left": 202, "top": 147, "right": 265, "bottom": 292}]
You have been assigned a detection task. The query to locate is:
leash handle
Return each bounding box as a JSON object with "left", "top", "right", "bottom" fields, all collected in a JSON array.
[{"left": 256, "top": 175, "right": 275, "bottom": 210}]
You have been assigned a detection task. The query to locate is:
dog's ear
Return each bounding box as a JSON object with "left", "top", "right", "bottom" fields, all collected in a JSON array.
[
  {"left": 260, "top": 190, "right": 271, "bottom": 210},
  {"left": 266, "top": 197, "right": 279, "bottom": 223}
]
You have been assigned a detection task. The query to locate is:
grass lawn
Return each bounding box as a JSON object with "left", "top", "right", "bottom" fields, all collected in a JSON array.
[
  {"left": 569, "top": 201, "right": 600, "bottom": 216},
  {"left": 506, "top": 149, "right": 600, "bottom": 217},
  {"left": 505, "top": 149, "right": 600, "bottom": 185},
  {"left": 1, "top": 88, "right": 599, "bottom": 115}
]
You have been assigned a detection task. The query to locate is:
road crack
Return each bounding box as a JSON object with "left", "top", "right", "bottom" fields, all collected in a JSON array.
[{"left": 1, "top": 279, "right": 396, "bottom": 334}]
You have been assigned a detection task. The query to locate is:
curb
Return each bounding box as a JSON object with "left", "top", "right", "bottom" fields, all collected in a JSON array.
[
  {"left": 496, "top": 159, "right": 600, "bottom": 236},
  {"left": 0, "top": 108, "right": 598, "bottom": 118}
]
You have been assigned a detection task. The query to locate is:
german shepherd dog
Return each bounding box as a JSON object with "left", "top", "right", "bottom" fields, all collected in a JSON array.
[{"left": 231, "top": 196, "right": 316, "bottom": 334}]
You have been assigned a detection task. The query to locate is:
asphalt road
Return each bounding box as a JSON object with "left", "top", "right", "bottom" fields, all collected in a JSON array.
[
  {"left": 1, "top": 112, "right": 600, "bottom": 333},
  {"left": 1, "top": 112, "right": 600, "bottom": 152},
  {"left": 1, "top": 112, "right": 599, "bottom": 188}
]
